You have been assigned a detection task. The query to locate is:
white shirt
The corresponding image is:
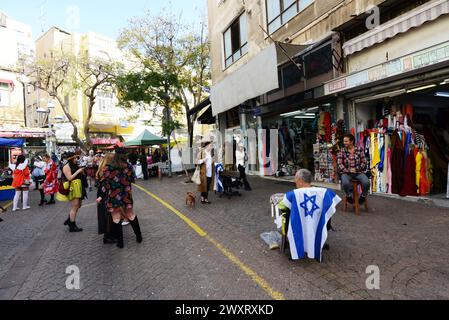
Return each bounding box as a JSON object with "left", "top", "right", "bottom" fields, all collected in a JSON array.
[
  {"left": 235, "top": 148, "right": 245, "bottom": 168},
  {"left": 199, "top": 150, "right": 213, "bottom": 178}
]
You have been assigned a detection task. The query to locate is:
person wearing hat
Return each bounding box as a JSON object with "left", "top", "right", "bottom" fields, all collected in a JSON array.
[
  {"left": 57, "top": 152, "right": 87, "bottom": 232},
  {"left": 197, "top": 140, "right": 215, "bottom": 204}
]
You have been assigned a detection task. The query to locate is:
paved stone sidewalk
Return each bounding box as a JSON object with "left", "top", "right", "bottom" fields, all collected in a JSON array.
[{"left": 0, "top": 175, "right": 448, "bottom": 300}]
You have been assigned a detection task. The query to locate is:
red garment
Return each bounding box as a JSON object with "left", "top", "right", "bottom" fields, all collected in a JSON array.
[
  {"left": 419, "top": 154, "right": 429, "bottom": 196},
  {"left": 400, "top": 153, "right": 418, "bottom": 197},
  {"left": 12, "top": 166, "right": 31, "bottom": 188},
  {"left": 43, "top": 161, "right": 59, "bottom": 195},
  {"left": 403, "top": 103, "right": 414, "bottom": 120}
]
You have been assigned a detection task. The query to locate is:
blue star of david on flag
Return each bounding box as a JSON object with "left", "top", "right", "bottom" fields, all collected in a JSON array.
[{"left": 300, "top": 194, "right": 320, "bottom": 218}]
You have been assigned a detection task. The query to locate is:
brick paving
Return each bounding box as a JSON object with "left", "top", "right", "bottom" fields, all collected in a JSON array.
[{"left": 0, "top": 175, "right": 448, "bottom": 300}]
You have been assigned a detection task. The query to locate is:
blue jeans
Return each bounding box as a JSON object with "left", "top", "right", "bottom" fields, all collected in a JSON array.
[{"left": 341, "top": 173, "right": 370, "bottom": 198}]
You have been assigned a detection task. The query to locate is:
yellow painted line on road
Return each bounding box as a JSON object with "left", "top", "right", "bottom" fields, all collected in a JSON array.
[
  {"left": 133, "top": 183, "right": 285, "bottom": 301},
  {"left": 1, "top": 201, "right": 13, "bottom": 213}
]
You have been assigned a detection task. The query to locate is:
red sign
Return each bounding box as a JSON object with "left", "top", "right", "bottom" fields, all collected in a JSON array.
[{"left": 91, "top": 138, "right": 121, "bottom": 145}]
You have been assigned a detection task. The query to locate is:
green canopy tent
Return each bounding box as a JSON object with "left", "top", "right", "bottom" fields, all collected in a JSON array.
[{"left": 125, "top": 129, "right": 167, "bottom": 147}]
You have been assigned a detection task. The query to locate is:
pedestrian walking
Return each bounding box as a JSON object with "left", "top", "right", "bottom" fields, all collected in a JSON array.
[
  {"left": 83, "top": 150, "right": 98, "bottom": 192},
  {"left": 10, "top": 155, "right": 31, "bottom": 211},
  {"left": 197, "top": 141, "right": 215, "bottom": 204},
  {"left": 32, "top": 156, "right": 47, "bottom": 206},
  {"left": 236, "top": 143, "right": 252, "bottom": 191},
  {"left": 42, "top": 154, "right": 58, "bottom": 205},
  {"left": 96, "top": 153, "right": 116, "bottom": 244},
  {"left": 102, "top": 148, "right": 142, "bottom": 249},
  {"left": 140, "top": 150, "right": 149, "bottom": 181},
  {"left": 57, "top": 152, "right": 87, "bottom": 233}
]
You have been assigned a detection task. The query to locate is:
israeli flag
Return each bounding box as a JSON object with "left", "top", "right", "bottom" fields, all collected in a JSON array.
[
  {"left": 214, "top": 163, "right": 224, "bottom": 193},
  {"left": 283, "top": 188, "right": 341, "bottom": 262}
]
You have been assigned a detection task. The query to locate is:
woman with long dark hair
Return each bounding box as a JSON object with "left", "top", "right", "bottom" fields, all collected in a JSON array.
[
  {"left": 57, "top": 152, "right": 87, "bottom": 232},
  {"left": 102, "top": 148, "right": 142, "bottom": 249},
  {"left": 10, "top": 155, "right": 31, "bottom": 211},
  {"left": 96, "top": 153, "right": 116, "bottom": 244}
]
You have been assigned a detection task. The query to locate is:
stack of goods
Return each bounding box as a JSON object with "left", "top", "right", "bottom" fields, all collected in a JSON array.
[{"left": 313, "top": 140, "right": 335, "bottom": 183}]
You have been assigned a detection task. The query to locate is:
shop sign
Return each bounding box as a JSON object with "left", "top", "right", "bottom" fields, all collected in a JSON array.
[{"left": 325, "top": 41, "right": 449, "bottom": 95}]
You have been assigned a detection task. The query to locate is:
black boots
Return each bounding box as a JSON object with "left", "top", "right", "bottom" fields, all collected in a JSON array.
[
  {"left": 112, "top": 221, "right": 124, "bottom": 249},
  {"left": 64, "top": 216, "right": 70, "bottom": 226},
  {"left": 130, "top": 217, "right": 143, "bottom": 243},
  {"left": 69, "top": 221, "right": 83, "bottom": 232},
  {"left": 47, "top": 195, "right": 56, "bottom": 205},
  {"left": 112, "top": 217, "right": 142, "bottom": 249}
]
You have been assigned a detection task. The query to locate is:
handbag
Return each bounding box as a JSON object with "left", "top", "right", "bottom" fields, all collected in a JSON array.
[
  {"left": 58, "top": 179, "right": 71, "bottom": 196},
  {"left": 191, "top": 166, "right": 202, "bottom": 185}
]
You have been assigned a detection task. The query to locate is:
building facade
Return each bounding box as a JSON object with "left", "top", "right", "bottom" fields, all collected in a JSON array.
[
  {"left": 0, "top": 11, "right": 35, "bottom": 129},
  {"left": 208, "top": 0, "right": 449, "bottom": 198}
]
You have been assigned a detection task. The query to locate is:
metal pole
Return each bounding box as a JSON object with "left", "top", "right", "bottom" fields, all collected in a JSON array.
[{"left": 166, "top": 107, "right": 172, "bottom": 178}]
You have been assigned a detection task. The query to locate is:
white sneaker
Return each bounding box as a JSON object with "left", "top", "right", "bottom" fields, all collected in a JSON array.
[
  {"left": 122, "top": 221, "right": 130, "bottom": 226},
  {"left": 23, "top": 206, "right": 31, "bottom": 210}
]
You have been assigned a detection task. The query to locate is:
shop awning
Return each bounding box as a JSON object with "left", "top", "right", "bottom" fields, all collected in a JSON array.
[
  {"left": 0, "top": 138, "right": 24, "bottom": 148},
  {"left": 0, "top": 129, "right": 51, "bottom": 138},
  {"left": 210, "top": 42, "right": 307, "bottom": 116},
  {"left": 197, "top": 105, "right": 215, "bottom": 125},
  {"left": 187, "top": 98, "right": 211, "bottom": 117},
  {"left": 0, "top": 79, "right": 14, "bottom": 91},
  {"left": 343, "top": 0, "right": 449, "bottom": 57}
]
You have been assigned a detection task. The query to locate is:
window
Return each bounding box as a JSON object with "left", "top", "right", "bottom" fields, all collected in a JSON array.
[
  {"left": 281, "top": 59, "right": 303, "bottom": 88},
  {"left": 266, "top": 0, "right": 314, "bottom": 34},
  {"left": 0, "top": 83, "right": 11, "bottom": 107},
  {"left": 304, "top": 44, "right": 332, "bottom": 79},
  {"left": 223, "top": 13, "right": 248, "bottom": 69},
  {"left": 95, "top": 90, "right": 114, "bottom": 114}
]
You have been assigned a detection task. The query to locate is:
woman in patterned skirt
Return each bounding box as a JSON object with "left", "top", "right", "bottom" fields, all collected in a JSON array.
[{"left": 102, "top": 148, "right": 142, "bottom": 249}]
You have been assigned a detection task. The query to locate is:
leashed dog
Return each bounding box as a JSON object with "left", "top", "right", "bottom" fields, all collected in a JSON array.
[{"left": 186, "top": 192, "right": 196, "bottom": 209}]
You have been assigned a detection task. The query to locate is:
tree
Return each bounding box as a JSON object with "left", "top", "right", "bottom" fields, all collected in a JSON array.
[
  {"left": 25, "top": 51, "right": 122, "bottom": 152},
  {"left": 117, "top": 10, "right": 210, "bottom": 148}
]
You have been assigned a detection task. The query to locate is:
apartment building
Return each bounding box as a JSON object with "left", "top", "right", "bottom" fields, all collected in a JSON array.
[
  {"left": 208, "top": 0, "right": 449, "bottom": 197},
  {"left": 0, "top": 11, "right": 35, "bottom": 129}
]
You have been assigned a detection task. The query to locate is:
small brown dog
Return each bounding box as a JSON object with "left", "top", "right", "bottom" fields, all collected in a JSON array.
[{"left": 186, "top": 192, "right": 196, "bottom": 209}]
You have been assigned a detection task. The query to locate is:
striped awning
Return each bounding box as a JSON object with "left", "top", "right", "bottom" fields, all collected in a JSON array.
[{"left": 343, "top": 0, "right": 449, "bottom": 57}]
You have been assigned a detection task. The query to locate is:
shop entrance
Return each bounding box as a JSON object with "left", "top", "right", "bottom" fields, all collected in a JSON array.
[
  {"left": 354, "top": 82, "right": 449, "bottom": 198},
  {"left": 262, "top": 101, "right": 341, "bottom": 183}
]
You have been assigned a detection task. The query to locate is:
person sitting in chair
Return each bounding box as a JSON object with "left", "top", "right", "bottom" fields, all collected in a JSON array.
[
  {"left": 279, "top": 169, "right": 340, "bottom": 260},
  {"left": 337, "top": 134, "right": 370, "bottom": 205}
]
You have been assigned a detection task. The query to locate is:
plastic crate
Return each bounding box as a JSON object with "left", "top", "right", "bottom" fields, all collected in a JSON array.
[{"left": 0, "top": 186, "right": 15, "bottom": 202}]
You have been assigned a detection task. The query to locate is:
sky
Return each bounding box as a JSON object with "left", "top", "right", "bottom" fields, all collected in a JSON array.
[{"left": 0, "top": 0, "right": 207, "bottom": 40}]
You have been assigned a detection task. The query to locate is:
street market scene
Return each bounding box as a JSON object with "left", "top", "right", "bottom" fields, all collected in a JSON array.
[{"left": 0, "top": 0, "right": 449, "bottom": 303}]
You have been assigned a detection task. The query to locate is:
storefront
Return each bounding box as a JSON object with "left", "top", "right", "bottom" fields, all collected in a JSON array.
[
  {"left": 350, "top": 83, "right": 449, "bottom": 198},
  {"left": 325, "top": 40, "right": 449, "bottom": 199},
  {"left": 0, "top": 129, "right": 51, "bottom": 160}
]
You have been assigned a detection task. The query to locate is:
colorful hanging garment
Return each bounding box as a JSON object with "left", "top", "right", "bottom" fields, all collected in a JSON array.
[
  {"left": 400, "top": 152, "right": 418, "bottom": 197},
  {"left": 416, "top": 151, "right": 423, "bottom": 195},
  {"left": 391, "top": 130, "right": 405, "bottom": 195}
]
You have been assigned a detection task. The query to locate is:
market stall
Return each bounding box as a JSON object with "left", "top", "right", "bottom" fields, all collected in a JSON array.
[
  {"left": 0, "top": 138, "right": 24, "bottom": 209},
  {"left": 125, "top": 130, "right": 167, "bottom": 178}
]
